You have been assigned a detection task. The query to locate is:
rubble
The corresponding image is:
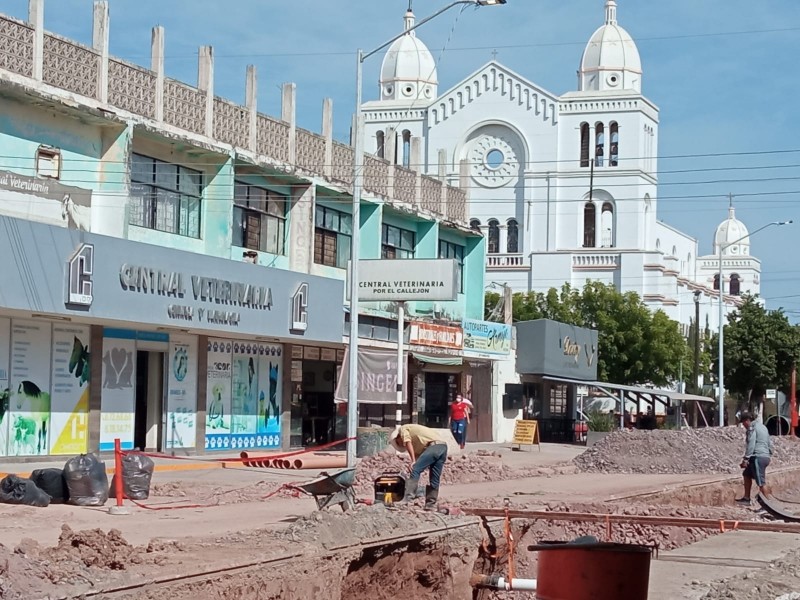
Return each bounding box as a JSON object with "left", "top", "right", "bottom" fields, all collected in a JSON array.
[
  {"left": 574, "top": 427, "right": 800, "bottom": 474},
  {"left": 701, "top": 546, "right": 800, "bottom": 599}
]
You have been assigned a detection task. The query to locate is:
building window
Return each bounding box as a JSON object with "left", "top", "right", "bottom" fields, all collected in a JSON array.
[
  {"left": 232, "top": 180, "right": 287, "bottom": 255},
  {"left": 507, "top": 219, "right": 519, "bottom": 253},
  {"left": 382, "top": 223, "right": 416, "bottom": 259},
  {"left": 439, "top": 240, "right": 465, "bottom": 293},
  {"left": 130, "top": 153, "right": 202, "bottom": 238},
  {"left": 601, "top": 202, "right": 614, "bottom": 248},
  {"left": 35, "top": 145, "right": 61, "bottom": 179},
  {"left": 470, "top": 218, "right": 481, "bottom": 233},
  {"left": 376, "top": 131, "right": 385, "bottom": 159},
  {"left": 401, "top": 130, "right": 411, "bottom": 168},
  {"left": 713, "top": 273, "right": 720, "bottom": 291},
  {"left": 579, "top": 122, "right": 590, "bottom": 168},
  {"left": 730, "top": 274, "right": 741, "bottom": 296},
  {"left": 595, "top": 123, "right": 605, "bottom": 167},
  {"left": 583, "top": 203, "right": 596, "bottom": 248},
  {"left": 609, "top": 122, "right": 619, "bottom": 167},
  {"left": 314, "top": 205, "right": 352, "bottom": 269},
  {"left": 487, "top": 219, "right": 500, "bottom": 254}
]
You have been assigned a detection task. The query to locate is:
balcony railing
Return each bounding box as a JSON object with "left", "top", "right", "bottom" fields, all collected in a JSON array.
[
  {"left": 572, "top": 254, "right": 620, "bottom": 269},
  {"left": 487, "top": 253, "right": 527, "bottom": 269}
]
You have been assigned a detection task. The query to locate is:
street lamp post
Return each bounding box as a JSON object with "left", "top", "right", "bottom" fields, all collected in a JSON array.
[
  {"left": 716, "top": 220, "right": 792, "bottom": 427},
  {"left": 346, "top": 0, "right": 508, "bottom": 467}
]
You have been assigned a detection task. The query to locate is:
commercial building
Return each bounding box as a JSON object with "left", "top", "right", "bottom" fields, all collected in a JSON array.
[{"left": 0, "top": 2, "right": 500, "bottom": 458}]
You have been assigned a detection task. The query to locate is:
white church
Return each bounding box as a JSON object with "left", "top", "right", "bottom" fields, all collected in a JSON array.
[{"left": 362, "top": 0, "right": 759, "bottom": 334}]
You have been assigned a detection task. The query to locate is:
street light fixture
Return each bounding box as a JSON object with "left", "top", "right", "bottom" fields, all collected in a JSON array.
[
  {"left": 716, "top": 219, "right": 793, "bottom": 427},
  {"left": 346, "top": 0, "right": 508, "bottom": 467}
]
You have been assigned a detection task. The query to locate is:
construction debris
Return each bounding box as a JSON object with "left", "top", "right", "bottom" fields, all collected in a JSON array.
[{"left": 574, "top": 427, "right": 800, "bottom": 474}]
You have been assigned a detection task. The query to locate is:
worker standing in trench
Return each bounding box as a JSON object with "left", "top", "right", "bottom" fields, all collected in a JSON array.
[
  {"left": 736, "top": 411, "right": 774, "bottom": 505},
  {"left": 390, "top": 424, "right": 447, "bottom": 511}
]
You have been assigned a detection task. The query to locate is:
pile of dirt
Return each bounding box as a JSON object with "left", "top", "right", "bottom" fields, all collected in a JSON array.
[
  {"left": 701, "top": 546, "right": 800, "bottom": 599},
  {"left": 574, "top": 427, "right": 800, "bottom": 474},
  {"left": 355, "top": 449, "right": 541, "bottom": 490},
  {"left": 41, "top": 524, "right": 145, "bottom": 570}
]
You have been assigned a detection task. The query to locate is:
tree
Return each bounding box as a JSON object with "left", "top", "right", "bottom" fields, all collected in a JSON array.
[
  {"left": 714, "top": 295, "right": 800, "bottom": 411},
  {"left": 486, "top": 282, "right": 688, "bottom": 387}
]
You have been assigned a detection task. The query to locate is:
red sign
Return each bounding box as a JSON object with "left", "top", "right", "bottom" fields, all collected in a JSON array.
[{"left": 409, "top": 322, "right": 464, "bottom": 350}]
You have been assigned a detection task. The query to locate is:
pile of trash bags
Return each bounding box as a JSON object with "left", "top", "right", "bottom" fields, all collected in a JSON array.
[{"left": 0, "top": 451, "right": 154, "bottom": 508}]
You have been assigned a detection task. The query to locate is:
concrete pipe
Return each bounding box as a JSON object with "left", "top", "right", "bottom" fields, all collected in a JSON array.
[{"left": 291, "top": 454, "right": 348, "bottom": 470}]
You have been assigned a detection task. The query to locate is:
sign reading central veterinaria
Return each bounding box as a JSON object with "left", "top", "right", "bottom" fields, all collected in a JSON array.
[{"left": 348, "top": 259, "right": 459, "bottom": 302}]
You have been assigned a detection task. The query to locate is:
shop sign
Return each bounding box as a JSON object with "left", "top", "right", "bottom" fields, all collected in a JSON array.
[
  {"left": 409, "top": 323, "right": 463, "bottom": 350},
  {"left": 463, "top": 319, "right": 511, "bottom": 356},
  {"left": 0, "top": 169, "right": 92, "bottom": 232},
  {"left": 516, "top": 319, "right": 599, "bottom": 381},
  {"left": 334, "top": 347, "right": 402, "bottom": 405},
  {"left": 350, "top": 259, "right": 459, "bottom": 302}
]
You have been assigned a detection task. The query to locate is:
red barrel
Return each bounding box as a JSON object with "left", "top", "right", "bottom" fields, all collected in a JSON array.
[{"left": 531, "top": 541, "right": 651, "bottom": 600}]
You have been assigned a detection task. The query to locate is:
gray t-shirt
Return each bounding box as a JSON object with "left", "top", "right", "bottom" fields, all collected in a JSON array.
[{"left": 744, "top": 421, "right": 772, "bottom": 459}]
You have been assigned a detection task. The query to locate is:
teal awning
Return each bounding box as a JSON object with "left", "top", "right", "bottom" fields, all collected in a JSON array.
[{"left": 411, "top": 352, "right": 463, "bottom": 366}]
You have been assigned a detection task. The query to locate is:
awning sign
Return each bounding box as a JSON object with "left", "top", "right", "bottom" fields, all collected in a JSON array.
[{"left": 409, "top": 322, "right": 463, "bottom": 350}]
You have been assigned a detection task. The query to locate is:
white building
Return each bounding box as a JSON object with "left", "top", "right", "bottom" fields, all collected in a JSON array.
[{"left": 362, "top": 0, "right": 758, "bottom": 335}]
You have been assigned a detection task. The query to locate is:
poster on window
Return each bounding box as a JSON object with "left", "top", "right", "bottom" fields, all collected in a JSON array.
[
  {"left": 9, "top": 320, "right": 52, "bottom": 456},
  {"left": 205, "top": 339, "right": 232, "bottom": 451},
  {"left": 50, "top": 325, "right": 90, "bottom": 455},
  {"left": 100, "top": 335, "right": 136, "bottom": 452},
  {"left": 0, "top": 318, "right": 10, "bottom": 457},
  {"left": 166, "top": 335, "right": 197, "bottom": 449},
  {"left": 229, "top": 342, "right": 282, "bottom": 450}
]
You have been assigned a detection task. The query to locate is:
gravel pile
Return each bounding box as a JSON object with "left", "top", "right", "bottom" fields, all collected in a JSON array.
[
  {"left": 574, "top": 427, "right": 800, "bottom": 474},
  {"left": 701, "top": 546, "right": 800, "bottom": 599},
  {"left": 355, "top": 449, "right": 538, "bottom": 489}
]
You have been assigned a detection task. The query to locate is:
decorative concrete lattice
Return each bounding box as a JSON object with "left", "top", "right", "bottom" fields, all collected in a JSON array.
[
  {"left": 363, "top": 155, "right": 390, "bottom": 197},
  {"left": 296, "top": 129, "right": 325, "bottom": 172},
  {"left": 393, "top": 166, "right": 417, "bottom": 205},
  {"left": 43, "top": 34, "right": 99, "bottom": 99},
  {"left": 420, "top": 176, "right": 443, "bottom": 214},
  {"left": 0, "top": 17, "right": 34, "bottom": 77},
  {"left": 331, "top": 142, "right": 354, "bottom": 186},
  {"left": 447, "top": 186, "right": 468, "bottom": 223},
  {"left": 256, "top": 114, "right": 290, "bottom": 163},
  {"left": 108, "top": 59, "right": 156, "bottom": 119},
  {"left": 213, "top": 97, "right": 249, "bottom": 149},
  {"left": 164, "top": 78, "right": 206, "bottom": 135}
]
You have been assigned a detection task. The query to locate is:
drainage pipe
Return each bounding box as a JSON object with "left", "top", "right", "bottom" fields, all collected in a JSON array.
[{"left": 473, "top": 574, "right": 537, "bottom": 592}]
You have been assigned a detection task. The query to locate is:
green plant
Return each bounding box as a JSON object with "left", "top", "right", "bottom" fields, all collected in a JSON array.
[{"left": 586, "top": 410, "right": 614, "bottom": 432}]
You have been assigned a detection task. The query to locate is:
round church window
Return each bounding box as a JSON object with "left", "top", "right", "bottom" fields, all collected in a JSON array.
[{"left": 486, "top": 149, "right": 505, "bottom": 169}]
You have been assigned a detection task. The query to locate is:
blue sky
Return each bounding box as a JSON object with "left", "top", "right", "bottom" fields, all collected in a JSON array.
[{"left": 5, "top": 0, "right": 800, "bottom": 316}]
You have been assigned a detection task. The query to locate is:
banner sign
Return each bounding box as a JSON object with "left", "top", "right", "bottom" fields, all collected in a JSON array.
[
  {"left": 99, "top": 335, "right": 136, "bottom": 452},
  {"left": 50, "top": 325, "right": 90, "bottom": 455},
  {"left": 166, "top": 335, "right": 198, "bottom": 449},
  {"left": 349, "top": 259, "right": 458, "bottom": 302},
  {"left": 409, "top": 323, "right": 463, "bottom": 350},
  {"left": 334, "top": 347, "right": 403, "bottom": 405},
  {"left": 463, "top": 319, "right": 512, "bottom": 356},
  {"left": 9, "top": 320, "right": 52, "bottom": 456},
  {"left": 0, "top": 318, "right": 10, "bottom": 456},
  {"left": 0, "top": 169, "right": 92, "bottom": 231}
]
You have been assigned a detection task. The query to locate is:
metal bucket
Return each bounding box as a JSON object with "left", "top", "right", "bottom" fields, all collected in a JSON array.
[{"left": 530, "top": 541, "right": 651, "bottom": 600}]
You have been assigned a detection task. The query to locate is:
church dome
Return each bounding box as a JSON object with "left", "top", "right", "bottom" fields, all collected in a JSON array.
[
  {"left": 579, "top": 1, "right": 642, "bottom": 93},
  {"left": 379, "top": 9, "right": 438, "bottom": 103},
  {"left": 714, "top": 206, "right": 750, "bottom": 256}
]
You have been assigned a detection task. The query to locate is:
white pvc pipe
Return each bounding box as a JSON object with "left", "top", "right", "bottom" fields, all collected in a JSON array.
[{"left": 498, "top": 577, "right": 538, "bottom": 592}]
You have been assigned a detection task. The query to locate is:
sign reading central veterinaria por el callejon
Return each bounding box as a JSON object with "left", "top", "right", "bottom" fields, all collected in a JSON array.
[{"left": 348, "top": 259, "right": 459, "bottom": 302}]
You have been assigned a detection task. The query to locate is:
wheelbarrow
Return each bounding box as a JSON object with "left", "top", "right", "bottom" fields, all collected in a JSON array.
[{"left": 293, "top": 468, "right": 357, "bottom": 512}]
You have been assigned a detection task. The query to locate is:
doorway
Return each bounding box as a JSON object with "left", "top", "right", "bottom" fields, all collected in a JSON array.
[
  {"left": 422, "top": 372, "right": 457, "bottom": 428},
  {"left": 134, "top": 351, "right": 165, "bottom": 451}
]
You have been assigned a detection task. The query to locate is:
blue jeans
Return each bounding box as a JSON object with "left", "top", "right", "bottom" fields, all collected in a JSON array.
[
  {"left": 411, "top": 443, "right": 448, "bottom": 490},
  {"left": 450, "top": 419, "right": 467, "bottom": 446}
]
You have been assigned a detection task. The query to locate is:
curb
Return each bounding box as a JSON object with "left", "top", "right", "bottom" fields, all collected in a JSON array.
[{"left": 0, "top": 461, "right": 222, "bottom": 480}]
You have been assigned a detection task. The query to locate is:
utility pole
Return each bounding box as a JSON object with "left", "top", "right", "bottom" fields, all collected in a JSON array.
[{"left": 692, "top": 291, "right": 701, "bottom": 427}]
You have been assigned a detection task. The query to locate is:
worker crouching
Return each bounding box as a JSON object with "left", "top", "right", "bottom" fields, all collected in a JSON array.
[{"left": 390, "top": 424, "right": 448, "bottom": 511}]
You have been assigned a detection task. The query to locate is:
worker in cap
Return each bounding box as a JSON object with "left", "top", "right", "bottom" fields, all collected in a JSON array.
[
  {"left": 736, "top": 411, "right": 773, "bottom": 505},
  {"left": 390, "top": 424, "right": 448, "bottom": 510}
]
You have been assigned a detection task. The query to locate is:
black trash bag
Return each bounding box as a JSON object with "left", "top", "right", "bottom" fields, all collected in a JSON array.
[
  {"left": 109, "top": 452, "right": 155, "bottom": 500},
  {"left": 64, "top": 453, "right": 109, "bottom": 506},
  {"left": 30, "top": 468, "right": 69, "bottom": 504},
  {"left": 0, "top": 474, "right": 50, "bottom": 507}
]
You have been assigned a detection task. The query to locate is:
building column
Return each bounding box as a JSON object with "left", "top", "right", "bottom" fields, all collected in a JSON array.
[
  {"left": 28, "top": 0, "right": 44, "bottom": 81},
  {"left": 92, "top": 1, "right": 110, "bottom": 103},
  {"left": 594, "top": 201, "right": 602, "bottom": 249},
  {"left": 499, "top": 225, "right": 508, "bottom": 254}
]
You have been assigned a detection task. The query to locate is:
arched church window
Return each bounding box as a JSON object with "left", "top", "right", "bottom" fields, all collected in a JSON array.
[
  {"left": 402, "top": 130, "right": 411, "bottom": 168},
  {"left": 609, "top": 122, "right": 619, "bottom": 167},
  {"left": 470, "top": 218, "right": 481, "bottom": 232},
  {"left": 595, "top": 123, "right": 605, "bottom": 167},
  {"left": 583, "top": 203, "right": 596, "bottom": 248},
  {"left": 713, "top": 274, "right": 720, "bottom": 291},
  {"left": 580, "top": 122, "right": 590, "bottom": 168},
  {"left": 507, "top": 219, "right": 519, "bottom": 253},
  {"left": 730, "top": 274, "right": 741, "bottom": 296},
  {"left": 488, "top": 220, "right": 500, "bottom": 254},
  {"left": 601, "top": 202, "right": 614, "bottom": 248},
  {"left": 376, "top": 131, "right": 385, "bottom": 159}
]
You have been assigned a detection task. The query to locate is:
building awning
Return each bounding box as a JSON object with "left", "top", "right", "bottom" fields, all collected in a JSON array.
[
  {"left": 411, "top": 352, "right": 463, "bottom": 367},
  {"left": 542, "top": 376, "right": 714, "bottom": 407}
]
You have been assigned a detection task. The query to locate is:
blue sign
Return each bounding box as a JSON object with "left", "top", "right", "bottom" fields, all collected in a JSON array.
[{"left": 462, "top": 319, "right": 512, "bottom": 356}]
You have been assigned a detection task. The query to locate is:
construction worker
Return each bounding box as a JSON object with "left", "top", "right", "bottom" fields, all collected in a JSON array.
[
  {"left": 736, "top": 411, "right": 774, "bottom": 505},
  {"left": 390, "top": 424, "right": 448, "bottom": 510}
]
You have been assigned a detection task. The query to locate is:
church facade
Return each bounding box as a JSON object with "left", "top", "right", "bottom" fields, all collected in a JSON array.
[{"left": 362, "top": 0, "right": 759, "bottom": 336}]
